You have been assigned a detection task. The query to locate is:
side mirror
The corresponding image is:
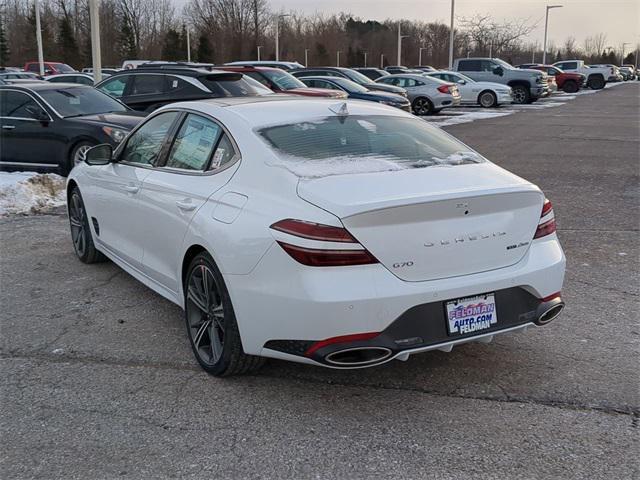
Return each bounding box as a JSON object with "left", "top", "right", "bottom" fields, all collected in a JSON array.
[
  {"left": 85, "top": 144, "right": 113, "bottom": 166},
  {"left": 25, "top": 105, "right": 50, "bottom": 123},
  {"left": 493, "top": 67, "right": 504, "bottom": 76},
  {"left": 457, "top": 79, "right": 466, "bottom": 85}
]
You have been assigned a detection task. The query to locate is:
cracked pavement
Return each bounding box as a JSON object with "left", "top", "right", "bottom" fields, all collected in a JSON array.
[{"left": 1, "top": 83, "right": 639, "bottom": 479}]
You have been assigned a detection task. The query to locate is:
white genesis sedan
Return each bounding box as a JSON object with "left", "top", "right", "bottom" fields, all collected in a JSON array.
[{"left": 68, "top": 96, "right": 566, "bottom": 376}]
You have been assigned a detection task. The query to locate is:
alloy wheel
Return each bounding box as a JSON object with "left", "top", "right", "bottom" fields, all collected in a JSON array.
[
  {"left": 186, "top": 264, "right": 226, "bottom": 366},
  {"left": 480, "top": 92, "right": 495, "bottom": 107},
  {"left": 73, "top": 144, "right": 92, "bottom": 167},
  {"left": 413, "top": 98, "right": 432, "bottom": 115},
  {"left": 512, "top": 88, "right": 526, "bottom": 104},
  {"left": 69, "top": 192, "right": 87, "bottom": 257}
]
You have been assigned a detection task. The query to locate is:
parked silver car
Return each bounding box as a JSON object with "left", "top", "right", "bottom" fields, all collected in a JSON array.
[{"left": 375, "top": 74, "right": 461, "bottom": 115}]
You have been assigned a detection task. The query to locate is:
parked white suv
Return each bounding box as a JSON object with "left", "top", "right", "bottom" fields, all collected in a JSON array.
[{"left": 552, "top": 60, "right": 610, "bottom": 89}]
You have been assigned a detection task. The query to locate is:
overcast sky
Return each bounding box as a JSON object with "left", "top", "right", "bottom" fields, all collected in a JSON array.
[{"left": 265, "top": 0, "right": 639, "bottom": 48}]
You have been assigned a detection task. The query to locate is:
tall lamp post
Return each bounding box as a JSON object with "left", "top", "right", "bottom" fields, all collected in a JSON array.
[
  {"left": 34, "top": 0, "right": 45, "bottom": 76},
  {"left": 88, "top": 0, "right": 102, "bottom": 83},
  {"left": 336, "top": 50, "right": 341, "bottom": 67},
  {"left": 397, "top": 23, "right": 409, "bottom": 66},
  {"left": 304, "top": 48, "right": 309, "bottom": 67},
  {"left": 448, "top": 0, "right": 455, "bottom": 69},
  {"left": 257, "top": 45, "right": 263, "bottom": 61},
  {"left": 542, "top": 5, "right": 563, "bottom": 64},
  {"left": 418, "top": 47, "right": 428, "bottom": 66},
  {"left": 380, "top": 53, "right": 384, "bottom": 69},
  {"left": 363, "top": 51, "right": 368, "bottom": 67},
  {"left": 275, "top": 14, "right": 290, "bottom": 61}
]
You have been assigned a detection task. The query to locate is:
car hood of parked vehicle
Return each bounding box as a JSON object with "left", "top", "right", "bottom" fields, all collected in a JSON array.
[
  {"left": 364, "top": 82, "right": 406, "bottom": 95},
  {"left": 355, "top": 90, "right": 409, "bottom": 104},
  {"left": 286, "top": 87, "right": 347, "bottom": 98},
  {"left": 65, "top": 111, "right": 146, "bottom": 129}
]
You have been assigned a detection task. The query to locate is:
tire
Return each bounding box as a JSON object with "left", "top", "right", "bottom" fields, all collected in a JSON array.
[
  {"left": 184, "top": 252, "right": 265, "bottom": 376},
  {"left": 412, "top": 97, "right": 434, "bottom": 115},
  {"left": 562, "top": 80, "right": 578, "bottom": 93},
  {"left": 511, "top": 85, "right": 530, "bottom": 104},
  {"left": 588, "top": 75, "right": 605, "bottom": 90},
  {"left": 68, "top": 187, "right": 107, "bottom": 264},
  {"left": 478, "top": 90, "right": 497, "bottom": 108},
  {"left": 64, "top": 141, "right": 95, "bottom": 177}
]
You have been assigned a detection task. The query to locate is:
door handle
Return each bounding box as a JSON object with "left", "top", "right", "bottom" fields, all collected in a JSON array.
[
  {"left": 176, "top": 200, "right": 197, "bottom": 212},
  {"left": 1, "top": 125, "right": 16, "bottom": 130},
  {"left": 121, "top": 184, "right": 140, "bottom": 193}
]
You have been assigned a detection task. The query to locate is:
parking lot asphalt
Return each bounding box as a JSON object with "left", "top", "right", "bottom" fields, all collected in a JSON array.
[{"left": 1, "top": 83, "right": 639, "bottom": 479}]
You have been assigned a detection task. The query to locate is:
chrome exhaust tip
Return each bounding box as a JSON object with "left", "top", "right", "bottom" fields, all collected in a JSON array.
[
  {"left": 325, "top": 347, "right": 392, "bottom": 367},
  {"left": 536, "top": 301, "right": 565, "bottom": 325}
]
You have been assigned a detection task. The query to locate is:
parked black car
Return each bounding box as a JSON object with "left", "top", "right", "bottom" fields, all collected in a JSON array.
[
  {"left": 290, "top": 67, "right": 407, "bottom": 97},
  {"left": 95, "top": 67, "right": 273, "bottom": 112},
  {"left": 0, "top": 83, "right": 145, "bottom": 175},
  {"left": 298, "top": 76, "right": 411, "bottom": 111},
  {"left": 353, "top": 68, "right": 390, "bottom": 80}
]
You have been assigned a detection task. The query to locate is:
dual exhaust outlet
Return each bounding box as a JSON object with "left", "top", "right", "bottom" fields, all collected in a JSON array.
[{"left": 323, "top": 298, "right": 565, "bottom": 367}]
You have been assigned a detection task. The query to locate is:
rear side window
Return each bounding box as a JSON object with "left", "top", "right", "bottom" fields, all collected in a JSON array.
[
  {"left": 457, "top": 60, "right": 480, "bottom": 71},
  {"left": 130, "top": 75, "right": 165, "bottom": 95},
  {"left": 165, "top": 114, "right": 222, "bottom": 171},
  {"left": 257, "top": 115, "right": 484, "bottom": 178},
  {"left": 563, "top": 62, "right": 578, "bottom": 70},
  {"left": 209, "top": 134, "right": 236, "bottom": 170},
  {"left": 26, "top": 64, "right": 39, "bottom": 72}
]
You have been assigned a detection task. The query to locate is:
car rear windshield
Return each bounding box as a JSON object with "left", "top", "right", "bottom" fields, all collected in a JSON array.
[
  {"left": 39, "top": 87, "right": 127, "bottom": 117},
  {"left": 200, "top": 76, "right": 272, "bottom": 97},
  {"left": 257, "top": 115, "right": 484, "bottom": 178},
  {"left": 53, "top": 63, "right": 75, "bottom": 73},
  {"left": 260, "top": 70, "right": 306, "bottom": 90}
]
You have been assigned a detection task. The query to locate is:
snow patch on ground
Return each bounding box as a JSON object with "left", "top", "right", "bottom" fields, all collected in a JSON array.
[
  {"left": 0, "top": 172, "right": 67, "bottom": 215},
  {"left": 426, "top": 110, "right": 514, "bottom": 127}
]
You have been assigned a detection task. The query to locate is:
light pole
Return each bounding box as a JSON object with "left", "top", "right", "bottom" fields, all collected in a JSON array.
[
  {"left": 380, "top": 53, "right": 384, "bottom": 69},
  {"left": 88, "top": 0, "right": 102, "bottom": 83},
  {"left": 304, "top": 48, "right": 309, "bottom": 67},
  {"left": 257, "top": 45, "right": 262, "bottom": 61},
  {"left": 336, "top": 51, "right": 341, "bottom": 67},
  {"left": 34, "top": 0, "right": 45, "bottom": 76},
  {"left": 275, "top": 14, "right": 290, "bottom": 62},
  {"left": 186, "top": 27, "right": 191, "bottom": 62},
  {"left": 448, "top": 0, "right": 455, "bottom": 69},
  {"left": 363, "top": 51, "right": 367, "bottom": 67},
  {"left": 542, "top": 5, "right": 563, "bottom": 64},
  {"left": 397, "top": 23, "right": 409, "bottom": 66},
  {"left": 418, "top": 47, "right": 428, "bottom": 66}
]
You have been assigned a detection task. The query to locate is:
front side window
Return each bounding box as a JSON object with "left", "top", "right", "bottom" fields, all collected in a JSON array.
[
  {"left": 165, "top": 114, "right": 222, "bottom": 171},
  {"left": 0, "top": 91, "right": 47, "bottom": 119},
  {"left": 98, "top": 76, "right": 128, "bottom": 98},
  {"left": 121, "top": 111, "right": 179, "bottom": 166},
  {"left": 257, "top": 115, "right": 484, "bottom": 177},
  {"left": 480, "top": 60, "right": 496, "bottom": 72}
]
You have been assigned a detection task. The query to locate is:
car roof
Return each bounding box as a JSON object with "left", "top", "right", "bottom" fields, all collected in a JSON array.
[
  {"left": 164, "top": 96, "right": 410, "bottom": 128},
  {"left": 105, "top": 67, "right": 237, "bottom": 77},
  {"left": 0, "top": 82, "right": 92, "bottom": 92}
]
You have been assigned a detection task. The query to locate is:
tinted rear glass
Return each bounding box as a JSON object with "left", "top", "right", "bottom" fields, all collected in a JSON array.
[
  {"left": 257, "top": 115, "right": 484, "bottom": 178},
  {"left": 200, "top": 76, "right": 271, "bottom": 97}
]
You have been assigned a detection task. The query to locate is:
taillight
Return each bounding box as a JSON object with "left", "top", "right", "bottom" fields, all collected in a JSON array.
[
  {"left": 534, "top": 198, "right": 557, "bottom": 239},
  {"left": 271, "top": 219, "right": 379, "bottom": 267},
  {"left": 437, "top": 84, "right": 451, "bottom": 94}
]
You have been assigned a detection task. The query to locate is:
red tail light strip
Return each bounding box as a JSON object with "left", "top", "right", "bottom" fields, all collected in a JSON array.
[
  {"left": 305, "top": 332, "right": 380, "bottom": 357},
  {"left": 534, "top": 198, "right": 557, "bottom": 239},
  {"left": 277, "top": 242, "right": 378, "bottom": 267},
  {"left": 271, "top": 219, "right": 357, "bottom": 243}
]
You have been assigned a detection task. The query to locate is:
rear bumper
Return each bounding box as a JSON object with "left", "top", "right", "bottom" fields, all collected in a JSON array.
[{"left": 227, "top": 234, "right": 566, "bottom": 365}]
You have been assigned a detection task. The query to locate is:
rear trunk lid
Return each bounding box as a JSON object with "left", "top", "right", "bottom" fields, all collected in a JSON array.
[{"left": 297, "top": 163, "right": 543, "bottom": 282}]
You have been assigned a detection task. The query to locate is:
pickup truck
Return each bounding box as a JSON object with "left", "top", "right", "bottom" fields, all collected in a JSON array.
[
  {"left": 519, "top": 64, "right": 586, "bottom": 93},
  {"left": 551, "top": 60, "right": 610, "bottom": 89},
  {"left": 452, "top": 57, "right": 548, "bottom": 104}
]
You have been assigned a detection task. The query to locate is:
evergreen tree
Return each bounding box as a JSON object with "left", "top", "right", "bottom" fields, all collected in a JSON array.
[
  {"left": 0, "top": 21, "right": 10, "bottom": 66},
  {"left": 58, "top": 16, "right": 79, "bottom": 67},
  {"left": 161, "top": 28, "right": 181, "bottom": 61},
  {"left": 179, "top": 24, "right": 188, "bottom": 61},
  {"left": 196, "top": 34, "right": 214, "bottom": 63},
  {"left": 315, "top": 42, "right": 329, "bottom": 65}
]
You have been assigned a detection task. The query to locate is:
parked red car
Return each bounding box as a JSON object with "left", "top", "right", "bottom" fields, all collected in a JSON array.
[
  {"left": 529, "top": 64, "right": 586, "bottom": 93},
  {"left": 24, "top": 61, "right": 76, "bottom": 76},
  {"left": 214, "top": 66, "right": 347, "bottom": 98}
]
